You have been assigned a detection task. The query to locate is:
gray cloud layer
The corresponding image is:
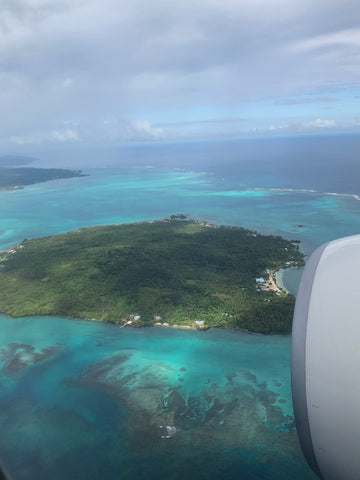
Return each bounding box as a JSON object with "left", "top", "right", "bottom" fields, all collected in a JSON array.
[
  {"left": 274, "top": 97, "right": 340, "bottom": 106},
  {"left": 1, "top": 0, "right": 359, "bottom": 144}
]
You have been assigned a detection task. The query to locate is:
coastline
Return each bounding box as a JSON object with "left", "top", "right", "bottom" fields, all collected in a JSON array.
[
  {"left": 0, "top": 312, "right": 291, "bottom": 336},
  {"left": 0, "top": 185, "right": 24, "bottom": 192},
  {"left": 275, "top": 269, "right": 290, "bottom": 294},
  {"left": 262, "top": 267, "right": 291, "bottom": 295},
  {"left": 276, "top": 266, "right": 304, "bottom": 295},
  {"left": 0, "top": 167, "right": 88, "bottom": 193},
  {"left": 0, "top": 220, "right": 303, "bottom": 334}
]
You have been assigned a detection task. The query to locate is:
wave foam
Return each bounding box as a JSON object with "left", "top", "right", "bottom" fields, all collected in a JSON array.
[
  {"left": 159, "top": 425, "right": 177, "bottom": 439},
  {"left": 324, "top": 192, "right": 360, "bottom": 201},
  {"left": 248, "top": 187, "right": 360, "bottom": 201}
]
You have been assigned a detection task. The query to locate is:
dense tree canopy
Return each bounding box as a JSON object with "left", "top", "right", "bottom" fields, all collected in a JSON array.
[{"left": 0, "top": 218, "right": 304, "bottom": 333}]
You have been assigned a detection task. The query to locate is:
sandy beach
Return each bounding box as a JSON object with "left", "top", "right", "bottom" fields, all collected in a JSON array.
[{"left": 263, "top": 268, "right": 290, "bottom": 294}]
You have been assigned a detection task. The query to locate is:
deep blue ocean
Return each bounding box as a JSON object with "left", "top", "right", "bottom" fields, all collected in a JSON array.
[{"left": 1, "top": 135, "right": 360, "bottom": 479}]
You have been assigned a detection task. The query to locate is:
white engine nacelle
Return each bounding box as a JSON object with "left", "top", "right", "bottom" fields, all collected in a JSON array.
[{"left": 292, "top": 235, "right": 360, "bottom": 480}]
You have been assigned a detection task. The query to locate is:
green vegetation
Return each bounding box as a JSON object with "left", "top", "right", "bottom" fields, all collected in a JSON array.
[
  {"left": 0, "top": 167, "right": 87, "bottom": 189},
  {"left": 0, "top": 217, "right": 304, "bottom": 333}
]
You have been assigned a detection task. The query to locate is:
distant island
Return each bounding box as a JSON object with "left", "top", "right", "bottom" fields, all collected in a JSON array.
[
  {"left": 0, "top": 167, "right": 87, "bottom": 190},
  {"left": 0, "top": 215, "right": 304, "bottom": 333},
  {"left": 0, "top": 154, "right": 87, "bottom": 189}
]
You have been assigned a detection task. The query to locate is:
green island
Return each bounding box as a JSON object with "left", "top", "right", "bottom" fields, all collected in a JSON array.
[
  {"left": 0, "top": 167, "right": 87, "bottom": 190},
  {"left": 0, "top": 215, "right": 304, "bottom": 333}
]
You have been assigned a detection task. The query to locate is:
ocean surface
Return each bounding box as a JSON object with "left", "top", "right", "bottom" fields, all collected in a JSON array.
[{"left": 1, "top": 136, "right": 360, "bottom": 479}]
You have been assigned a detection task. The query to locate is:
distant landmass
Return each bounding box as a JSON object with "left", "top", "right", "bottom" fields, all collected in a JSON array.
[
  {"left": 0, "top": 155, "right": 87, "bottom": 189},
  {"left": 0, "top": 167, "right": 87, "bottom": 189},
  {"left": 0, "top": 216, "right": 304, "bottom": 333}
]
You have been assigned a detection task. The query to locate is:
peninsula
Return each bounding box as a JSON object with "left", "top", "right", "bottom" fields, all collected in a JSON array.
[
  {"left": 0, "top": 167, "right": 87, "bottom": 190},
  {"left": 0, "top": 216, "right": 304, "bottom": 333}
]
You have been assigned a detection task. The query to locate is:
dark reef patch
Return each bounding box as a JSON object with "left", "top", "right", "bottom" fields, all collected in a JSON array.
[
  {"left": 0, "top": 343, "right": 64, "bottom": 374},
  {"left": 60, "top": 350, "right": 300, "bottom": 463}
]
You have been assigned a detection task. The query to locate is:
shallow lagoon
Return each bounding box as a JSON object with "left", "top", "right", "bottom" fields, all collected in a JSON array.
[{"left": 0, "top": 315, "right": 316, "bottom": 479}]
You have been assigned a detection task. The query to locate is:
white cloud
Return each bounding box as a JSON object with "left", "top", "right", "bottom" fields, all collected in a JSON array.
[
  {"left": 6, "top": 119, "right": 166, "bottom": 146},
  {"left": 249, "top": 117, "right": 360, "bottom": 136},
  {"left": 9, "top": 134, "right": 42, "bottom": 145},
  {"left": 274, "top": 97, "right": 339, "bottom": 106},
  {"left": 51, "top": 129, "right": 79, "bottom": 142},
  {"left": 0, "top": 0, "right": 359, "bottom": 145},
  {"left": 62, "top": 77, "right": 73, "bottom": 88},
  {"left": 309, "top": 119, "right": 336, "bottom": 128},
  {"left": 129, "top": 120, "right": 165, "bottom": 140},
  {"left": 9, "top": 128, "right": 79, "bottom": 144},
  {"left": 291, "top": 28, "right": 360, "bottom": 54}
]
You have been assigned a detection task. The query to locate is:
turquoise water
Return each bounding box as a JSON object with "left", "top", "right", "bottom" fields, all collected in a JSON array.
[
  {"left": 0, "top": 315, "right": 315, "bottom": 480},
  {"left": 1, "top": 159, "right": 360, "bottom": 478},
  {"left": 277, "top": 268, "right": 305, "bottom": 295},
  {"left": 1, "top": 168, "right": 360, "bottom": 256}
]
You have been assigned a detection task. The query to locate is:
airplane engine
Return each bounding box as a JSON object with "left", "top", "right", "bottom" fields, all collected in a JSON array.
[{"left": 292, "top": 235, "right": 360, "bottom": 480}]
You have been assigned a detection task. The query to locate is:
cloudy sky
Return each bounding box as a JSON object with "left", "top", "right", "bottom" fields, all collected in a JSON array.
[{"left": 1, "top": 0, "right": 360, "bottom": 148}]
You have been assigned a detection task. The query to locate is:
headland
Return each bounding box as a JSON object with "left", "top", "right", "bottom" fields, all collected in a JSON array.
[{"left": 0, "top": 167, "right": 87, "bottom": 190}]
